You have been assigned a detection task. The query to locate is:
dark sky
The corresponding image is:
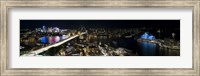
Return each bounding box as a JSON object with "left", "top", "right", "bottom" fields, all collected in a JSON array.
[{"left": 20, "top": 20, "right": 180, "bottom": 29}]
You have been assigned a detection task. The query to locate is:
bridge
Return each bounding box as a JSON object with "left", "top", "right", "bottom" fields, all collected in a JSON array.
[{"left": 22, "top": 32, "right": 86, "bottom": 56}]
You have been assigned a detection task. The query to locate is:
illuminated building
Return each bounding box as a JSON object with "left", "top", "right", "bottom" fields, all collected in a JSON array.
[
  {"left": 40, "top": 36, "right": 47, "bottom": 43},
  {"left": 59, "top": 48, "right": 65, "bottom": 56},
  {"left": 47, "top": 27, "right": 53, "bottom": 32},
  {"left": 148, "top": 35, "right": 155, "bottom": 40},
  {"left": 141, "top": 32, "right": 149, "bottom": 39},
  {"left": 55, "top": 36, "right": 60, "bottom": 42},
  {"left": 61, "top": 35, "right": 65, "bottom": 40},
  {"left": 43, "top": 26, "right": 46, "bottom": 32},
  {"left": 48, "top": 36, "right": 53, "bottom": 44},
  {"left": 141, "top": 32, "right": 155, "bottom": 40},
  {"left": 28, "top": 37, "right": 35, "bottom": 43},
  {"left": 52, "top": 27, "right": 60, "bottom": 33}
]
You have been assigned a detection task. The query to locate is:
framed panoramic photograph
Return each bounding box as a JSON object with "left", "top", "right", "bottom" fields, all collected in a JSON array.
[{"left": 0, "top": 0, "right": 200, "bottom": 76}]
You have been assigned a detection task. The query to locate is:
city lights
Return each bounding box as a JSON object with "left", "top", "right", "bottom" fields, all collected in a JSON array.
[{"left": 20, "top": 20, "right": 180, "bottom": 56}]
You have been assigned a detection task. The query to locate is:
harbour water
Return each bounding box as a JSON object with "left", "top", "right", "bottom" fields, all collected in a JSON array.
[
  {"left": 93, "top": 36, "right": 180, "bottom": 56},
  {"left": 37, "top": 35, "right": 180, "bottom": 56}
]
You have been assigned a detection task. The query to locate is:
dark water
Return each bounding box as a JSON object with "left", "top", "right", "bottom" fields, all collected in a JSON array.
[
  {"left": 95, "top": 36, "right": 180, "bottom": 56},
  {"left": 138, "top": 41, "right": 179, "bottom": 56}
]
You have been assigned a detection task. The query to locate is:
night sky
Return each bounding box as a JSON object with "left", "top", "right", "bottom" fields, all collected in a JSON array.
[{"left": 20, "top": 20, "right": 180, "bottom": 29}]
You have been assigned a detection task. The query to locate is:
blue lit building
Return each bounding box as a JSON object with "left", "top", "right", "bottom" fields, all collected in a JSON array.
[
  {"left": 141, "top": 32, "right": 149, "bottom": 39},
  {"left": 148, "top": 35, "right": 155, "bottom": 40},
  {"left": 40, "top": 36, "right": 47, "bottom": 43},
  {"left": 141, "top": 32, "right": 155, "bottom": 40}
]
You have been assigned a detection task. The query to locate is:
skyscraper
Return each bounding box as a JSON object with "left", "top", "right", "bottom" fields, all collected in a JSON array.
[{"left": 43, "top": 25, "right": 46, "bottom": 32}]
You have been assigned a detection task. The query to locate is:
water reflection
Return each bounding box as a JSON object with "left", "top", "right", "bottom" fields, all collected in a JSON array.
[
  {"left": 139, "top": 42, "right": 156, "bottom": 56},
  {"left": 138, "top": 41, "right": 180, "bottom": 56}
]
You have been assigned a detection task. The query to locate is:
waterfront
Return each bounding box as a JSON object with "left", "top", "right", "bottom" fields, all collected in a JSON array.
[{"left": 36, "top": 34, "right": 180, "bottom": 56}]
